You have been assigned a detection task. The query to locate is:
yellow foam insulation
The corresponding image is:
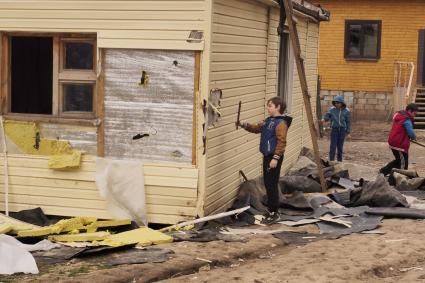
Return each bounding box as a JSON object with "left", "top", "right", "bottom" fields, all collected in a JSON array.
[
  {"left": 85, "top": 219, "right": 131, "bottom": 233},
  {"left": 18, "top": 217, "right": 97, "bottom": 237},
  {"left": 48, "top": 151, "right": 82, "bottom": 169},
  {"left": 0, "top": 213, "right": 39, "bottom": 233},
  {"left": 101, "top": 227, "right": 173, "bottom": 247},
  {"left": 4, "top": 120, "right": 83, "bottom": 169},
  {"left": 0, "top": 223, "right": 13, "bottom": 234},
  {"left": 48, "top": 231, "right": 111, "bottom": 242}
]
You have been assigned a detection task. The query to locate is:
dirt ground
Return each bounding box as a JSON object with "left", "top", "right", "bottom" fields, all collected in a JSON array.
[
  {"left": 3, "top": 121, "right": 425, "bottom": 283},
  {"left": 158, "top": 122, "right": 425, "bottom": 283}
]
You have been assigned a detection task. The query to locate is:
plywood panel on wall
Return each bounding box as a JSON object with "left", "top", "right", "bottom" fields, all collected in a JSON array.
[{"left": 103, "top": 49, "right": 194, "bottom": 164}]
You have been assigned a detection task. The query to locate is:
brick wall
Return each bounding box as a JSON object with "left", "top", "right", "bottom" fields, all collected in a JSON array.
[{"left": 321, "top": 90, "right": 392, "bottom": 121}]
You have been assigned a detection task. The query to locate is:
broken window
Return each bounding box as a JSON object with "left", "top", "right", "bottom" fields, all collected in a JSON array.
[
  {"left": 345, "top": 20, "right": 381, "bottom": 60},
  {"left": 11, "top": 36, "right": 53, "bottom": 114},
  {"left": 5, "top": 34, "right": 96, "bottom": 118}
]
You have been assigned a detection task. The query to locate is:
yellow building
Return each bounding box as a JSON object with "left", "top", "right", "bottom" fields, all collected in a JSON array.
[
  {"left": 0, "top": 0, "right": 327, "bottom": 224},
  {"left": 313, "top": 0, "right": 425, "bottom": 121}
]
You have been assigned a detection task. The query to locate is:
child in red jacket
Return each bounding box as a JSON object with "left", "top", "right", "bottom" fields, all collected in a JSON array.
[{"left": 380, "top": 103, "right": 418, "bottom": 175}]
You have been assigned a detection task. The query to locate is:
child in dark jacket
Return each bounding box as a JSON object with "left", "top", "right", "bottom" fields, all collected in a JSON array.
[
  {"left": 380, "top": 103, "right": 418, "bottom": 175},
  {"left": 237, "top": 96, "right": 292, "bottom": 224},
  {"left": 322, "top": 95, "right": 351, "bottom": 162}
]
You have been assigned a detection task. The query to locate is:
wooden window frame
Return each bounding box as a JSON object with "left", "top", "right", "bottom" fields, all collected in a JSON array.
[
  {"left": 1, "top": 32, "right": 97, "bottom": 122},
  {"left": 344, "top": 20, "right": 382, "bottom": 61}
]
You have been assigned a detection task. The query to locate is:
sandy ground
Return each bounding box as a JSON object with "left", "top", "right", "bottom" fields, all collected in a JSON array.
[
  {"left": 158, "top": 122, "right": 425, "bottom": 283},
  {"left": 3, "top": 122, "right": 425, "bottom": 283},
  {"left": 161, "top": 219, "right": 425, "bottom": 283}
]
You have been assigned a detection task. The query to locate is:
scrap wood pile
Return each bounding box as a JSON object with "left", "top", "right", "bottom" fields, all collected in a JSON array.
[
  {"left": 226, "top": 147, "right": 425, "bottom": 242},
  {"left": 0, "top": 208, "right": 174, "bottom": 275}
]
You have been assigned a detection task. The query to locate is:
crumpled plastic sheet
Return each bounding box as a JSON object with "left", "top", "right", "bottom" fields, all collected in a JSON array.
[
  {"left": 95, "top": 158, "right": 147, "bottom": 226},
  {"left": 0, "top": 235, "right": 60, "bottom": 275}
]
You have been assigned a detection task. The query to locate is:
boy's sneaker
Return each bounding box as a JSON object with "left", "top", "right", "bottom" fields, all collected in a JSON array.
[{"left": 261, "top": 212, "right": 280, "bottom": 225}]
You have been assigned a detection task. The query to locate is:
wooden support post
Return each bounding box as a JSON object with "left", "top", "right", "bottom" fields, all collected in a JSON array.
[{"left": 281, "top": 0, "right": 327, "bottom": 192}]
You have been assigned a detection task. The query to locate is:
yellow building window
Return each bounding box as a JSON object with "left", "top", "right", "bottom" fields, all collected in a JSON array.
[{"left": 344, "top": 20, "right": 382, "bottom": 60}]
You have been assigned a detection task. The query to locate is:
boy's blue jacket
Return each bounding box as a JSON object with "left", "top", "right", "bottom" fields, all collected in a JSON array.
[{"left": 323, "top": 96, "right": 351, "bottom": 133}]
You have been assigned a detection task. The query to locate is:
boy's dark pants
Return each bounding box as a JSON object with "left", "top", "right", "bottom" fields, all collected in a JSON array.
[
  {"left": 262, "top": 155, "right": 283, "bottom": 213},
  {"left": 380, "top": 149, "right": 409, "bottom": 175},
  {"left": 330, "top": 128, "right": 346, "bottom": 162}
]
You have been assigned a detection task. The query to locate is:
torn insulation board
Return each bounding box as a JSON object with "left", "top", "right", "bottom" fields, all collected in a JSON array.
[
  {"left": 85, "top": 219, "right": 131, "bottom": 233},
  {"left": 48, "top": 151, "right": 82, "bottom": 170},
  {"left": 101, "top": 227, "right": 172, "bottom": 247},
  {"left": 48, "top": 231, "right": 111, "bottom": 242},
  {"left": 0, "top": 223, "right": 13, "bottom": 234},
  {"left": 0, "top": 213, "right": 39, "bottom": 233},
  {"left": 3, "top": 120, "right": 83, "bottom": 169},
  {"left": 18, "top": 217, "right": 97, "bottom": 237}
]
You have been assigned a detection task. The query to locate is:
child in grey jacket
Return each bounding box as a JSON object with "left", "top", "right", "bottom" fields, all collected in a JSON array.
[{"left": 322, "top": 95, "right": 351, "bottom": 162}]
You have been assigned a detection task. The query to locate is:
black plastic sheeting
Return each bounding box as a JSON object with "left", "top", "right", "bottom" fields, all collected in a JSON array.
[
  {"left": 317, "top": 214, "right": 383, "bottom": 235},
  {"left": 366, "top": 207, "right": 425, "bottom": 219},
  {"left": 10, "top": 207, "right": 57, "bottom": 227},
  {"left": 329, "top": 175, "right": 408, "bottom": 208}
]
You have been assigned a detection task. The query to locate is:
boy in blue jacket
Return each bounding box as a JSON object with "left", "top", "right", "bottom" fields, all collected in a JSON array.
[
  {"left": 322, "top": 95, "right": 351, "bottom": 162},
  {"left": 238, "top": 97, "right": 292, "bottom": 224}
]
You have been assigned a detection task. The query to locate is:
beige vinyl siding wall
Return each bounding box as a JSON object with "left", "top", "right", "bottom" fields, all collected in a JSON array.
[
  {"left": 204, "top": 0, "right": 269, "bottom": 215},
  {"left": 277, "top": 18, "right": 319, "bottom": 173},
  {"left": 0, "top": 155, "right": 198, "bottom": 224},
  {"left": 0, "top": 0, "right": 206, "bottom": 50},
  {"left": 204, "top": 3, "right": 320, "bottom": 215}
]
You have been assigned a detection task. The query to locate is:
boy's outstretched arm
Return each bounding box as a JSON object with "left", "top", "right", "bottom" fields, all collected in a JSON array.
[
  {"left": 240, "top": 121, "right": 264, "bottom": 134},
  {"left": 403, "top": 119, "right": 417, "bottom": 140}
]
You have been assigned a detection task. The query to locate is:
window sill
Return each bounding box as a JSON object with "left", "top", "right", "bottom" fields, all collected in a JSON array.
[
  {"left": 3, "top": 114, "right": 101, "bottom": 127},
  {"left": 345, "top": 58, "right": 380, "bottom": 62}
]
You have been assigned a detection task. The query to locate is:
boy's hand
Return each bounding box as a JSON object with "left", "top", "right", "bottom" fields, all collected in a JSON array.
[
  {"left": 346, "top": 134, "right": 352, "bottom": 141},
  {"left": 269, "top": 159, "right": 278, "bottom": 169}
]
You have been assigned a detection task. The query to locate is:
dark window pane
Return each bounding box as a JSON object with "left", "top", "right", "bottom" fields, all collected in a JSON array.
[
  {"left": 345, "top": 20, "right": 381, "bottom": 59},
  {"left": 363, "top": 24, "right": 379, "bottom": 57},
  {"left": 64, "top": 42, "right": 94, "bottom": 70},
  {"left": 11, "top": 36, "right": 53, "bottom": 114},
  {"left": 63, "top": 84, "right": 93, "bottom": 112},
  {"left": 347, "top": 24, "right": 361, "bottom": 56}
]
